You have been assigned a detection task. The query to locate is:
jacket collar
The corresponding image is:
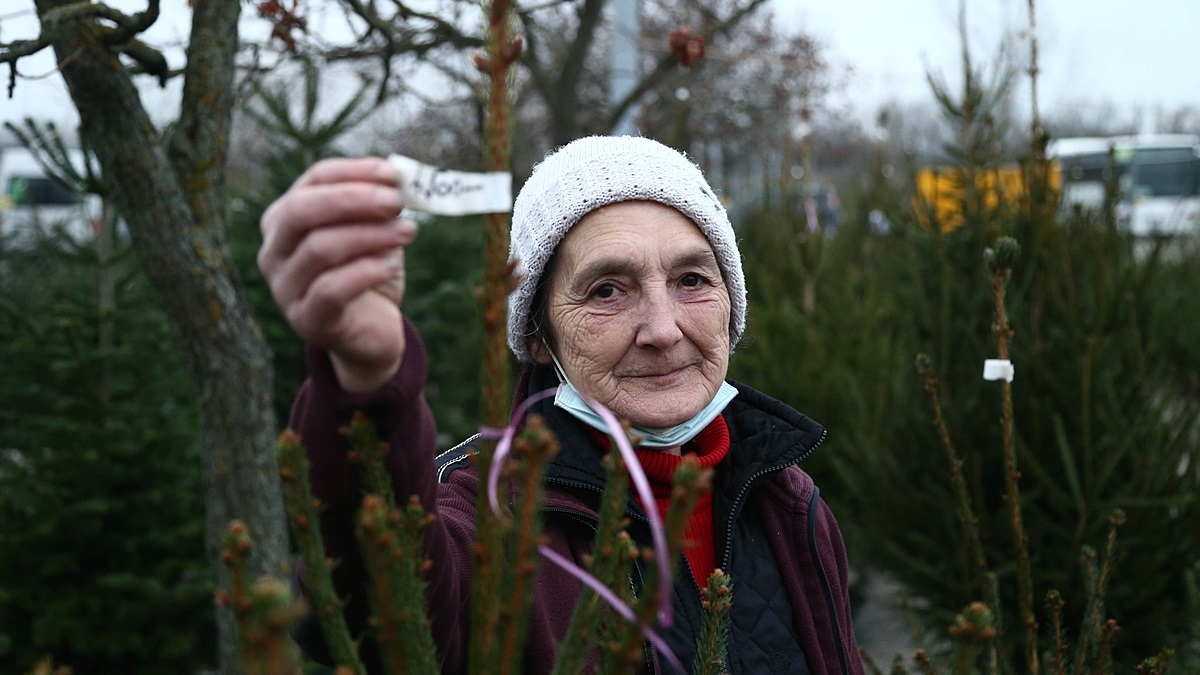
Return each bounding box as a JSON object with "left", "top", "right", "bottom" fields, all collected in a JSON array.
[{"left": 516, "top": 364, "right": 826, "bottom": 506}]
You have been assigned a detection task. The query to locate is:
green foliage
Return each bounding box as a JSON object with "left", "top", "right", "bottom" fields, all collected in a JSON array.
[
  {"left": 549, "top": 448, "right": 635, "bottom": 675},
  {"left": 693, "top": 570, "right": 734, "bottom": 675},
  {"left": 219, "top": 522, "right": 308, "bottom": 675},
  {"left": 403, "top": 214, "right": 488, "bottom": 447},
  {"left": 730, "top": 180, "right": 1200, "bottom": 668},
  {"left": 0, "top": 235, "right": 213, "bottom": 673},
  {"left": 731, "top": 5, "right": 1197, "bottom": 664},
  {"left": 262, "top": 414, "right": 731, "bottom": 675},
  {"left": 4, "top": 119, "right": 106, "bottom": 196}
]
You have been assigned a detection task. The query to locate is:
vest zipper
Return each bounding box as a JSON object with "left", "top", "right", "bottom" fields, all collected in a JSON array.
[
  {"left": 714, "top": 427, "right": 830, "bottom": 675},
  {"left": 719, "top": 427, "right": 827, "bottom": 571}
]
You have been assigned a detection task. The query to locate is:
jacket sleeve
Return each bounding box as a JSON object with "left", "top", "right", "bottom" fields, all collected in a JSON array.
[
  {"left": 288, "top": 316, "right": 470, "bottom": 672},
  {"left": 808, "top": 494, "right": 866, "bottom": 675},
  {"left": 760, "top": 466, "right": 866, "bottom": 675}
]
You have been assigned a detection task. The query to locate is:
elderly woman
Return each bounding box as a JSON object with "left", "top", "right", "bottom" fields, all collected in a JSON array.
[{"left": 258, "top": 136, "right": 865, "bottom": 674}]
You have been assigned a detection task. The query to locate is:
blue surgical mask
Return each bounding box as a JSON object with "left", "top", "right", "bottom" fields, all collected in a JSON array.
[{"left": 548, "top": 352, "right": 738, "bottom": 449}]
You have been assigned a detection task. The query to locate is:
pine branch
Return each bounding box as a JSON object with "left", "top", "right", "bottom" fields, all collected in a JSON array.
[
  {"left": 1134, "top": 648, "right": 1173, "bottom": 675},
  {"left": 218, "top": 521, "right": 305, "bottom": 675},
  {"left": 613, "top": 457, "right": 710, "bottom": 671},
  {"left": 469, "top": 1, "right": 520, "bottom": 664},
  {"left": 916, "top": 353, "right": 990, "bottom": 597},
  {"left": 497, "top": 415, "right": 559, "bottom": 674},
  {"left": 470, "top": 434, "right": 505, "bottom": 675},
  {"left": 948, "top": 602, "right": 997, "bottom": 674},
  {"left": 1073, "top": 510, "right": 1126, "bottom": 675},
  {"left": 347, "top": 415, "right": 440, "bottom": 675},
  {"left": 1045, "top": 590, "right": 1068, "bottom": 675},
  {"left": 1073, "top": 546, "right": 1100, "bottom": 675},
  {"left": 914, "top": 649, "right": 937, "bottom": 675},
  {"left": 356, "top": 494, "right": 440, "bottom": 675},
  {"left": 692, "top": 570, "right": 732, "bottom": 675},
  {"left": 985, "top": 237, "right": 1038, "bottom": 674},
  {"left": 1088, "top": 620, "right": 1119, "bottom": 675},
  {"left": 276, "top": 430, "right": 366, "bottom": 674},
  {"left": 550, "top": 449, "right": 634, "bottom": 675},
  {"left": 343, "top": 411, "right": 397, "bottom": 505}
]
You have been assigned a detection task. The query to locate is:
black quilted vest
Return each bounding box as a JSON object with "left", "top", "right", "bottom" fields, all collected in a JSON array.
[{"left": 440, "top": 365, "right": 825, "bottom": 674}]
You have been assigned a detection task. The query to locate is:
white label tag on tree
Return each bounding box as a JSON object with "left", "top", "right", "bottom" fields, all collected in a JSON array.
[
  {"left": 388, "top": 154, "right": 513, "bottom": 215},
  {"left": 982, "top": 359, "right": 1015, "bottom": 382}
]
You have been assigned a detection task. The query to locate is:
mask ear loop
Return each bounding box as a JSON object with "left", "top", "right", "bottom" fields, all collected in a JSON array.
[
  {"left": 547, "top": 349, "right": 572, "bottom": 387},
  {"left": 547, "top": 349, "right": 599, "bottom": 416}
]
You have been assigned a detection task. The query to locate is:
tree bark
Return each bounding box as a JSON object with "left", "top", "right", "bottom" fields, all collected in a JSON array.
[{"left": 34, "top": 1, "right": 288, "bottom": 673}]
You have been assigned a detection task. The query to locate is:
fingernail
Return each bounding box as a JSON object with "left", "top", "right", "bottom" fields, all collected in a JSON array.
[
  {"left": 375, "top": 157, "right": 400, "bottom": 185},
  {"left": 397, "top": 217, "right": 419, "bottom": 235},
  {"left": 385, "top": 248, "right": 404, "bottom": 274},
  {"left": 374, "top": 187, "right": 401, "bottom": 216}
]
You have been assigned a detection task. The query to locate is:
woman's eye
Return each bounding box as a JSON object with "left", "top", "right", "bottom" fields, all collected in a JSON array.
[
  {"left": 681, "top": 273, "right": 704, "bottom": 287},
  {"left": 593, "top": 283, "right": 618, "bottom": 299}
]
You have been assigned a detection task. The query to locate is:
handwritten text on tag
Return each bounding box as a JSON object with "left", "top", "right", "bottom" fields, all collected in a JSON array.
[{"left": 388, "top": 154, "right": 513, "bottom": 216}]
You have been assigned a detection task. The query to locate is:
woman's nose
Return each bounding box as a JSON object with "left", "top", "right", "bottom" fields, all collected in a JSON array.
[{"left": 634, "top": 288, "right": 684, "bottom": 350}]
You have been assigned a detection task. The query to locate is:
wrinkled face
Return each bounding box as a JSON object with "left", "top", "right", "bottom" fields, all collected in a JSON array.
[{"left": 532, "top": 200, "right": 732, "bottom": 429}]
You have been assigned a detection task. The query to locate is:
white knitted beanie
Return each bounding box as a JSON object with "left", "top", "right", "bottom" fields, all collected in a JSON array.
[{"left": 507, "top": 135, "right": 747, "bottom": 363}]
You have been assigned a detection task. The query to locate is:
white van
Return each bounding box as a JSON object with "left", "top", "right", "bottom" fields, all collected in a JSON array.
[
  {"left": 0, "top": 145, "right": 102, "bottom": 247},
  {"left": 1048, "top": 134, "right": 1200, "bottom": 236}
]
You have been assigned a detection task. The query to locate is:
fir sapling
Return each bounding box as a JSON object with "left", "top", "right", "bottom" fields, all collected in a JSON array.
[
  {"left": 692, "top": 569, "right": 733, "bottom": 675},
  {"left": 347, "top": 413, "right": 440, "bottom": 675},
  {"left": 276, "top": 429, "right": 366, "bottom": 674}
]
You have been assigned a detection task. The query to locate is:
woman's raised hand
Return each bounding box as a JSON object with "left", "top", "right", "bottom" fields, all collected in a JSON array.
[{"left": 258, "top": 157, "right": 416, "bottom": 392}]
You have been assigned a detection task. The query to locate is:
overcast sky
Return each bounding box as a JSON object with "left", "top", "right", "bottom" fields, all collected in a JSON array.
[
  {"left": 2, "top": 0, "right": 1199, "bottom": 133},
  {"left": 778, "top": 0, "right": 1200, "bottom": 126}
]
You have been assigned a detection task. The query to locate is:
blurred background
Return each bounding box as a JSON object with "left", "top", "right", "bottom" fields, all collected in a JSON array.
[{"left": 1, "top": 0, "right": 1197, "bottom": 673}]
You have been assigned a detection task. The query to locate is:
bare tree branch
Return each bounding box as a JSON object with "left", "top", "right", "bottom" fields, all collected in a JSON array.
[
  {"left": 605, "top": 0, "right": 770, "bottom": 131},
  {"left": 338, "top": 0, "right": 397, "bottom": 100},
  {"left": 316, "top": 0, "right": 483, "bottom": 103},
  {"left": 552, "top": 0, "right": 604, "bottom": 99},
  {"left": 0, "top": 37, "right": 52, "bottom": 63},
  {"left": 548, "top": 0, "right": 604, "bottom": 129},
  {"left": 323, "top": 21, "right": 483, "bottom": 61},
  {"left": 104, "top": 0, "right": 161, "bottom": 45},
  {"left": 2, "top": 0, "right": 171, "bottom": 94},
  {"left": 515, "top": 9, "right": 552, "bottom": 104}
]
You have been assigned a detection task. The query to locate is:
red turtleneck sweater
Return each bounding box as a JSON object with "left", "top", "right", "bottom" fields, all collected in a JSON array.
[{"left": 590, "top": 417, "right": 730, "bottom": 593}]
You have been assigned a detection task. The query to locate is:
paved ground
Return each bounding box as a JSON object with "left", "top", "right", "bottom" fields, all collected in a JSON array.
[{"left": 852, "top": 571, "right": 921, "bottom": 670}]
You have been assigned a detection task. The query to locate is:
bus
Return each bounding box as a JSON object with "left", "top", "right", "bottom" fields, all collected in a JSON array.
[{"left": 1048, "top": 134, "right": 1200, "bottom": 236}]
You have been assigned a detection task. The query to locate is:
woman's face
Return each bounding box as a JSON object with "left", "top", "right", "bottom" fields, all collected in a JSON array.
[{"left": 534, "top": 200, "right": 732, "bottom": 429}]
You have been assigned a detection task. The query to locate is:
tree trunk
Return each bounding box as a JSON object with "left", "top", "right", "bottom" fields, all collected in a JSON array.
[{"left": 35, "top": 1, "right": 288, "bottom": 672}]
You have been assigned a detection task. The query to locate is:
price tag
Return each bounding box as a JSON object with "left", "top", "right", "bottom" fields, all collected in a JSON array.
[
  {"left": 982, "top": 359, "right": 1015, "bottom": 382},
  {"left": 389, "top": 154, "right": 513, "bottom": 216}
]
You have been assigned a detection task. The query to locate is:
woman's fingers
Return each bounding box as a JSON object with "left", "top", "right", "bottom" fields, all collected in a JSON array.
[
  {"left": 256, "top": 156, "right": 421, "bottom": 359},
  {"left": 267, "top": 218, "right": 416, "bottom": 308},
  {"left": 260, "top": 182, "right": 402, "bottom": 269},
  {"left": 284, "top": 253, "right": 399, "bottom": 344},
  {"left": 259, "top": 157, "right": 401, "bottom": 266},
  {"left": 288, "top": 156, "right": 398, "bottom": 190}
]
